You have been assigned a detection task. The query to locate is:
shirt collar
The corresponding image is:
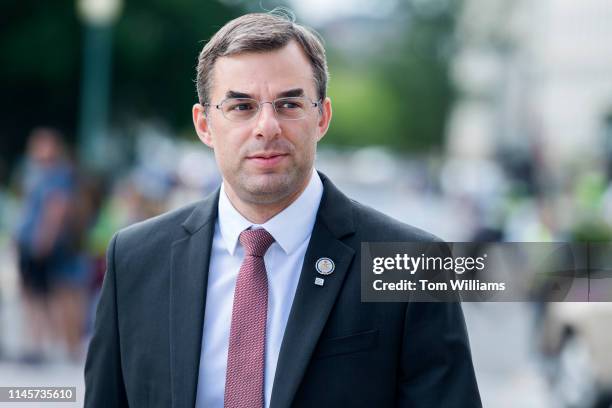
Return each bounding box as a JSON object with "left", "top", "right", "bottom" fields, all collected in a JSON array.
[{"left": 218, "top": 169, "right": 323, "bottom": 255}]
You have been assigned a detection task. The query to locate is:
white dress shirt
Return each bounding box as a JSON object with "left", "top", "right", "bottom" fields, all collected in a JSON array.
[{"left": 195, "top": 170, "right": 323, "bottom": 408}]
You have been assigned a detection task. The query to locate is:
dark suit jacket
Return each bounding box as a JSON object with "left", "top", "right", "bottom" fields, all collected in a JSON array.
[{"left": 85, "top": 173, "right": 482, "bottom": 407}]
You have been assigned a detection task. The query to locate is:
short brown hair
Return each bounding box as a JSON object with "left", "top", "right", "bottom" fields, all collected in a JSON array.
[{"left": 196, "top": 10, "right": 328, "bottom": 105}]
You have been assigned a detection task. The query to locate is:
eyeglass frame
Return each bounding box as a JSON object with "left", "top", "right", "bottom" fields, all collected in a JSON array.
[{"left": 203, "top": 96, "right": 323, "bottom": 122}]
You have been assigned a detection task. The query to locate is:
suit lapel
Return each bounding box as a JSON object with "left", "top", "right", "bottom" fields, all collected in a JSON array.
[
  {"left": 169, "top": 189, "right": 219, "bottom": 408},
  {"left": 270, "top": 174, "right": 356, "bottom": 408}
]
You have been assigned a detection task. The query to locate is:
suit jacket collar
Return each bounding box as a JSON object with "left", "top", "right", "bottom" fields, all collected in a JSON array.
[
  {"left": 171, "top": 189, "right": 218, "bottom": 408},
  {"left": 171, "top": 172, "right": 356, "bottom": 408},
  {"left": 181, "top": 188, "right": 219, "bottom": 235},
  {"left": 315, "top": 172, "right": 355, "bottom": 239}
]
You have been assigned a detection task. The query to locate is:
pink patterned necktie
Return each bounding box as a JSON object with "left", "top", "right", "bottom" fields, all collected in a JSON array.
[{"left": 224, "top": 228, "right": 275, "bottom": 408}]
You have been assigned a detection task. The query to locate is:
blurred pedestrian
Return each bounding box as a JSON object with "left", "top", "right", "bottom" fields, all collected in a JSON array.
[{"left": 14, "top": 128, "right": 89, "bottom": 362}]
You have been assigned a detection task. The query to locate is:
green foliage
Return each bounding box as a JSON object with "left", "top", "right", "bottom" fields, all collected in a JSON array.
[
  {"left": 571, "top": 219, "right": 612, "bottom": 242},
  {"left": 377, "top": 1, "right": 458, "bottom": 151},
  {"left": 322, "top": 0, "right": 458, "bottom": 152},
  {"left": 324, "top": 69, "right": 400, "bottom": 148},
  {"left": 0, "top": 1, "right": 81, "bottom": 167},
  {"left": 0, "top": 0, "right": 240, "bottom": 167},
  {"left": 0, "top": 2, "right": 79, "bottom": 82},
  {"left": 112, "top": 0, "right": 241, "bottom": 128}
]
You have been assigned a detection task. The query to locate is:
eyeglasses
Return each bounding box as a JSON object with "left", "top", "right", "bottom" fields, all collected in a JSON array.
[{"left": 205, "top": 97, "right": 321, "bottom": 122}]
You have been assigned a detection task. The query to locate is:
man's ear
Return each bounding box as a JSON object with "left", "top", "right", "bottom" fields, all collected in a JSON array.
[
  {"left": 316, "top": 97, "right": 332, "bottom": 142},
  {"left": 192, "top": 103, "right": 214, "bottom": 148}
]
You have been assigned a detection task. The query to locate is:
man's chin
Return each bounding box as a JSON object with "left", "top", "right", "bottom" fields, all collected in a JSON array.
[{"left": 240, "top": 173, "right": 295, "bottom": 203}]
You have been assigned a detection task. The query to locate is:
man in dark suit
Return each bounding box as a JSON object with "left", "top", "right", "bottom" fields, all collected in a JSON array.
[{"left": 85, "top": 11, "right": 481, "bottom": 408}]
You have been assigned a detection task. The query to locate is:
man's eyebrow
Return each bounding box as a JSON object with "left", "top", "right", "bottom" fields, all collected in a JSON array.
[
  {"left": 277, "top": 88, "right": 305, "bottom": 98},
  {"left": 224, "top": 88, "right": 305, "bottom": 99},
  {"left": 226, "top": 90, "right": 252, "bottom": 99}
]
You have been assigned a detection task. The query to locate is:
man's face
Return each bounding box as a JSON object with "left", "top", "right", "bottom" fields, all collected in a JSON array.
[
  {"left": 29, "top": 131, "right": 61, "bottom": 167},
  {"left": 193, "top": 40, "right": 332, "bottom": 206}
]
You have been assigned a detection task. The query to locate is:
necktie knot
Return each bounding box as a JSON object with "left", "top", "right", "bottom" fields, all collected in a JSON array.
[{"left": 239, "top": 228, "right": 275, "bottom": 257}]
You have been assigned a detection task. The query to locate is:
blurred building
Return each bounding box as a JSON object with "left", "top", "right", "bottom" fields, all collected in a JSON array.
[{"left": 449, "top": 0, "right": 612, "bottom": 185}]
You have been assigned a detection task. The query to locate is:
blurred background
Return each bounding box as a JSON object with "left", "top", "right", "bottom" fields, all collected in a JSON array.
[{"left": 2, "top": 0, "right": 612, "bottom": 406}]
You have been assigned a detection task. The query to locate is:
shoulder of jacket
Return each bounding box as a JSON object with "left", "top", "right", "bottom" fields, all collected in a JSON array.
[
  {"left": 349, "top": 199, "right": 443, "bottom": 243},
  {"left": 114, "top": 200, "right": 202, "bottom": 248}
]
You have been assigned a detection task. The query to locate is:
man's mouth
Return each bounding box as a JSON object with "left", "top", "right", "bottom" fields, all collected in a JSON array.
[{"left": 246, "top": 152, "right": 289, "bottom": 167}]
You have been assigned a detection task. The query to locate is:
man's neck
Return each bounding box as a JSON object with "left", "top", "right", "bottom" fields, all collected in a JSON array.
[{"left": 223, "top": 175, "right": 311, "bottom": 224}]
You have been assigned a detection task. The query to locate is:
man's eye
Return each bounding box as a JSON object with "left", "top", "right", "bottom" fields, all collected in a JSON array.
[
  {"left": 278, "top": 101, "right": 302, "bottom": 109},
  {"left": 231, "top": 103, "right": 254, "bottom": 111}
]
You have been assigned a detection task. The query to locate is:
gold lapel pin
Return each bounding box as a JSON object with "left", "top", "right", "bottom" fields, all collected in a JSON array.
[{"left": 315, "top": 257, "right": 335, "bottom": 276}]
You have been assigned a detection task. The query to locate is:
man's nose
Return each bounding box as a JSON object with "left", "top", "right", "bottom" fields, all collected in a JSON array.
[{"left": 254, "top": 102, "right": 281, "bottom": 138}]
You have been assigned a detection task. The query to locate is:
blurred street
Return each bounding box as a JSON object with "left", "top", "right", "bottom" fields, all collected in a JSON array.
[
  {"left": 464, "top": 303, "right": 553, "bottom": 408},
  {"left": 0, "top": 362, "right": 83, "bottom": 408},
  {"left": 0, "top": 242, "right": 84, "bottom": 408}
]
